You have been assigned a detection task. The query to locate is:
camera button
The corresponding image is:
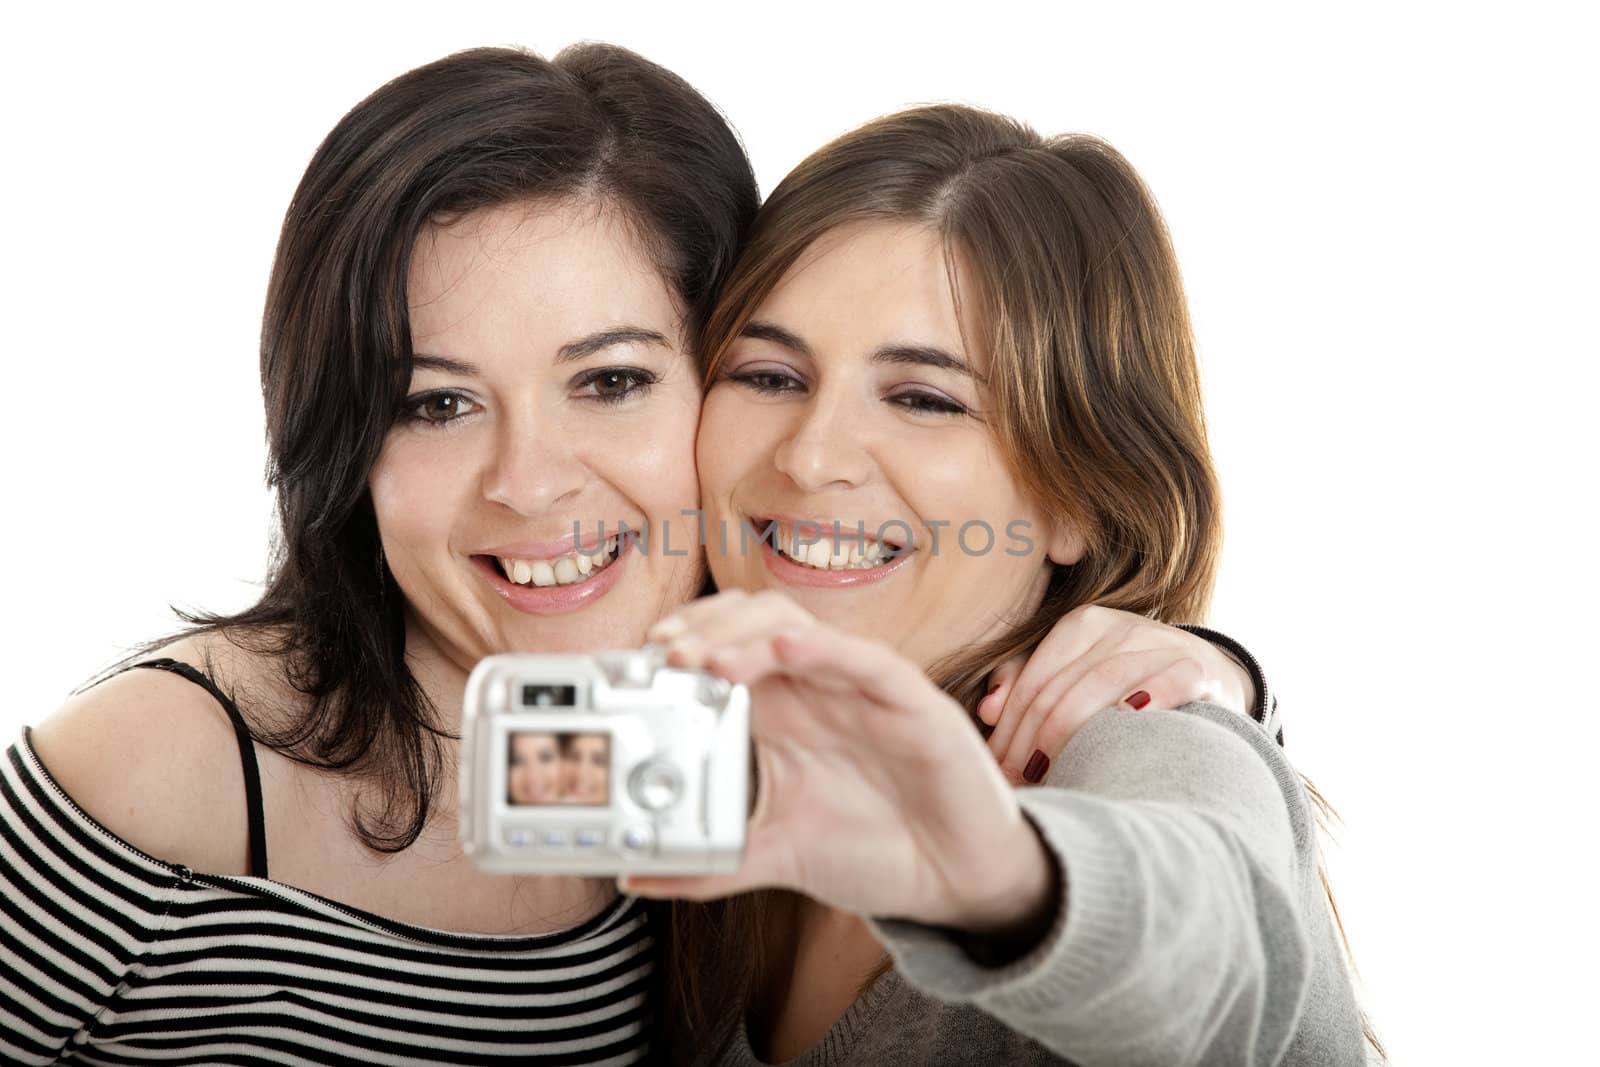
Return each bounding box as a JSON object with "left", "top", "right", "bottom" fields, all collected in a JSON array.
[
  {"left": 629, "top": 760, "right": 684, "bottom": 811},
  {"left": 539, "top": 829, "right": 569, "bottom": 848},
  {"left": 619, "top": 824, "right": 656, "bottom": 855},
  {"left": 503, "top": 828, "right": 533, "bottom": 848},
  {"left": 575, "top": 828, "right": 606, "bottom": 848}
]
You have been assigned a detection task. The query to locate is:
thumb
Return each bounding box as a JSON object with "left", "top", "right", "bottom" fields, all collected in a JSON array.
[
  {"left": 618, "top": 822, "right": 792, "bottom": 901},
  {"left": 619, "top": 872, "right": 751, "bottom": 901},
  {"left": 978, "top": 654, "right": 1027, "bottom": 727}
]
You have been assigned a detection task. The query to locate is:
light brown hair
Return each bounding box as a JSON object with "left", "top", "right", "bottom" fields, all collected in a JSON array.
[
  {"left": 701, "top": 104, "right": 1219, "bottom": 711},
  {"left": 668, "top": 104, "right": 1380, "bottom": 1061}
]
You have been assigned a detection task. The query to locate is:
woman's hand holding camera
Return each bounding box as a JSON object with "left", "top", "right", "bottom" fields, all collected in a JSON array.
[{"left": 623, "top": 591, "right": 1056, "bottom": 938}]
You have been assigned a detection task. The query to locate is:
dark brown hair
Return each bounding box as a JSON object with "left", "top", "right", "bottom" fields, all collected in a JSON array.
[
  {"left": 174, "top": 44, "right": 757, "bottom": 852},
  {"left": 667, "top": 104, "right": 1380, "bottom": 1061}
]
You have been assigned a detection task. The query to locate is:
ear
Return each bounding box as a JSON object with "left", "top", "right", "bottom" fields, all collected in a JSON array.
[{"left": 1044, "top": 515, "right": 1086, "bottom": 567}]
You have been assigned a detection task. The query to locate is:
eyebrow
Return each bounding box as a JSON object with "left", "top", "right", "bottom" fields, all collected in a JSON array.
[
  {"left": 410, "top": 327, "right": 672, "bottom": 375},
  {"left": 740, "top": 318, "right": 976, "bottom": 379},
  {"left": 410, "top": 353, "right": 480, "bottom": 376},
  {"left": 556, "top": 326, "right": 672, "bottom": 364}
]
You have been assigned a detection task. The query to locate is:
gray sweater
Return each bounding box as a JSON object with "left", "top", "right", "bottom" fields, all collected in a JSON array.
[{"left": 705, "top": 703, "right": 1367, "bottom": 1066}]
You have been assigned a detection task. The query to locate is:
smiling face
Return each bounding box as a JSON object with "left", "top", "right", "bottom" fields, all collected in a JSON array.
[
  {"left": 507, "top": 733, "right": 562, "bottom": 804},
  {"left": 698, "top": 221, "right": 1082, "bottom": 669},
  {"left": 563, "top": 734, "right": 611, "bottom": 804},
  {"left": 369, "top": 198, "right": 704, "bottom": 674}
]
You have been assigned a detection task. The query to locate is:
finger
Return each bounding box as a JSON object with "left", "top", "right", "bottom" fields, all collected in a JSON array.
[
  {"left": 1023, "top": 655, "right": 1218, "bottom": 785},
  {"left": 1002, "top": 648, "right": 1202, "bottom": 781},
  {"left": 620, "top": 873, "right": 751, "bottom": 901},
  {"left": 646, "top": 589, "right": 749, "bottom": 642},
  {"left": 700, "top": 633, "right": 789, "bottom": 685},
  {"left": 662, "top": 592, "right": 815, "bottom": 669},
  {"left": 992, "top": 644, "right": 1123, "bottom": 768},
  {"left": 768, "top": 627, "right": 937, "bottom": 712},
  {"left": 619, "top": 815, "right": 795, "bottom": 900},
  {"left": 976, "top": 655, "right": 1026, "bottom": 727},
  {"left": 985, "top": 609, "right": 1116, "bottom": 759}
]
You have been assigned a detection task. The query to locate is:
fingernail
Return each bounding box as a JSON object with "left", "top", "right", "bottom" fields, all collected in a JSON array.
[
  {"left": 987, "top": 683, "right": 1002, "bottom": 696},
  {"left": 1023, "top": 750, "right": 1049, "bottom": 783},
  {"left": 1127, "top": 690, "right": 1151, "bottom": 710}
]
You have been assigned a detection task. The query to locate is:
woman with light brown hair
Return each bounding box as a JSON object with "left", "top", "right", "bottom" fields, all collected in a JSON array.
[{"left": 629, "top": 104, "right": 1375, "bottom": 1064}]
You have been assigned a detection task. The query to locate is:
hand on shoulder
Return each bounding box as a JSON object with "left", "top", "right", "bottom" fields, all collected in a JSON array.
[
  {"left": 28, "top": 635, "right": 257, "bottom": 876},
  {"left": 978, "top": 605, "right": 1258, "bottom": 785}
]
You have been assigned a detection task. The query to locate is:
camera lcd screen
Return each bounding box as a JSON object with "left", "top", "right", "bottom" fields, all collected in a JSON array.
[{"left": 506, "top": 731, "right": 610, "bottom": 806}]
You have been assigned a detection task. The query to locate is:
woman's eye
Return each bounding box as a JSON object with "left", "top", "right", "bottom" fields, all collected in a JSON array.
[
  {"left": 578, "top": 367, "right": 658, "bottom": 404},
  {"left": 888, "top": 390, "right": 969, "bottom": 417},
  {"left": 403, "top": 391, "right": 481, "bottom": 425},
  {"left": 727, "top": 368, "right": 804, "bottom": 395}
]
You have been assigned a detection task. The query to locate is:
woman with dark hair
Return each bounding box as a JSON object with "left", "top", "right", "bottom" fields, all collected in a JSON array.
[
  {"left": 2, "top": 43, "right": 758, "bottom": 1063},
  {"left": 633, "top": 104, "right": 1375, "bottom": 1064}
]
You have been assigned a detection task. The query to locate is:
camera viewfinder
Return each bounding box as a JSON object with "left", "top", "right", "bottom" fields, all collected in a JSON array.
[{"left": 522, "top": 684, "right": 577, "bottom": 707}]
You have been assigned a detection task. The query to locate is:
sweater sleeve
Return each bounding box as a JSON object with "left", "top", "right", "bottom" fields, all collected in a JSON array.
[
  {"left": 1, "top": 737, "right": 182, "bottom": 1064},
  {"left": 867, "top": 703, "right": 1364, "bottom": 1067}
]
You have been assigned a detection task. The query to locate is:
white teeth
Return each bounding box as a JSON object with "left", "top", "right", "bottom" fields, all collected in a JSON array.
[
  {"left": 772, "top": 525, "right": 902, "bottom": 572},
  {"left": 497, "top": 536, "right": 623, "bottom": 588},
  {"left": 805, "top": 539, "right": 831, "bottom": 568}
]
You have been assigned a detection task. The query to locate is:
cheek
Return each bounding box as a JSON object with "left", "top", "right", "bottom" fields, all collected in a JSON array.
[
  {"left": 599, "top": 396, "right": 701, "bottom": 514},
  {"left": 892, "top": 435, "right": 1008, "bottom": 529},
  {"left": 696, "top": 389, "right": 770, "bottom": 505},
  {"left": 369, "top": 437, "right": 467, "bottom": 572}
]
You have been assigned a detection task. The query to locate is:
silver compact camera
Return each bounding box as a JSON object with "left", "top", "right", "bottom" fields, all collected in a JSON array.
[{"left": 459, "top": 649, "right": 750, "bottom": 876}]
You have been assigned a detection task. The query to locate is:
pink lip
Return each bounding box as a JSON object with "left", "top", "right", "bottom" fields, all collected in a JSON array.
[
  {"left": 757, "top": 536, "right": 913, "bottom": 589},
  {"left": 472, "top": 538, "right": 630, "bottom": 615}
]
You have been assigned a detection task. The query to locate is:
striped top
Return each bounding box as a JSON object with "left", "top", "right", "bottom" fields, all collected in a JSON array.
[{"left": 1, "top": 732, "right": 655, "bottom": 1065}]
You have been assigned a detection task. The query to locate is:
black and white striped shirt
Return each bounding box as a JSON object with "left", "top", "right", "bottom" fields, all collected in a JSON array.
[{"left": 1, "top": 733, "right": 654, "bottom": 1065}]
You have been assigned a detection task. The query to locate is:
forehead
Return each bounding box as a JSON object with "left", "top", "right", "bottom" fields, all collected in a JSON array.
[
  {"left": 758, "top": 220, "right": 978, "bottom": 363},
  {"left": 408, "top": 198, "right": 681, "bottom": 352}
]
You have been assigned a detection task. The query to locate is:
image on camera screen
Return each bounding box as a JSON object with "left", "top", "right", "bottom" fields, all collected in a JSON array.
[{"left": 506, "top": 732, "right": 611, "bottom": 806}]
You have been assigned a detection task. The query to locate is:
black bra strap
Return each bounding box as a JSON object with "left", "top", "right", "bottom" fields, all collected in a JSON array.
[{"left": 129, "top": 658, "right": 269, "bottom": 879}]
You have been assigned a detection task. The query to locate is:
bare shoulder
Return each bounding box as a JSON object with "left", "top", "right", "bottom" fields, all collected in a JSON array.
[{"left": 28, "top": 631, "right": 283, "bottom": 876}]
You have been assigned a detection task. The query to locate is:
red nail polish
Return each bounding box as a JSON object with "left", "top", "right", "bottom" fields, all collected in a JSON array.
[
  {"left": 987, "top": 683, "right": 1002, "bottom": 696},
  {"left": 1023, "top": 750, "right": 1049, "bottom": 783},
  {"left": 1127, "top": 690, "right": 1151, "bottom": 710}
]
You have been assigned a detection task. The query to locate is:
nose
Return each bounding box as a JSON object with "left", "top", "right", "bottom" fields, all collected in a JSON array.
[
  {"left": 481, "top": 411, "right": 586, "bottom": 515},
  {"left": 772, "top": 389, "right": 872, "bottom": 493}
]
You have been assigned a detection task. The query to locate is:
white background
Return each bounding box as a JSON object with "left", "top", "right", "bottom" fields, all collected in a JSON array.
[{"left": 2, "top": 3, "right": 1594, "bottom": 1063}]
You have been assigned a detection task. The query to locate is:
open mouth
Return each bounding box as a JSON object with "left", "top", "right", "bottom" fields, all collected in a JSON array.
[
  {"left": 481, "top": 535, "right": 622, "bottom": 589},
  {"left": 752, "top": 518, "right": 910, "bottom": 572}
]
